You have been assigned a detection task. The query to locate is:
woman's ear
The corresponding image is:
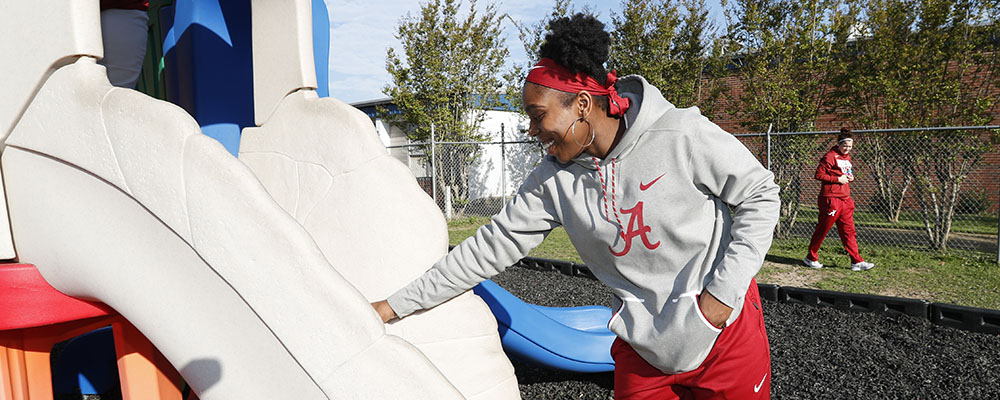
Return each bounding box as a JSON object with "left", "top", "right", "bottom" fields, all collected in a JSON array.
[{"left": 577, "top": 91, "right": 592, "bottom": 117}]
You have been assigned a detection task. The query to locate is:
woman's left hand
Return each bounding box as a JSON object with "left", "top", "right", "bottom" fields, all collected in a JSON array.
[{"left": 698, "top": 289, "right": 734, "bottom": 329}]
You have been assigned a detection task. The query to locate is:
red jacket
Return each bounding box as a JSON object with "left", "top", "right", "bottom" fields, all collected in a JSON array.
[{"left": 814, "top": 146, "right": 852, "bottom": 198}]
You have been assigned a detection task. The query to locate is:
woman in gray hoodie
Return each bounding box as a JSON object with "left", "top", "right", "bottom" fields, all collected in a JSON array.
[{"left": 373, "top": 14, "right": 780, "bottom": 399}]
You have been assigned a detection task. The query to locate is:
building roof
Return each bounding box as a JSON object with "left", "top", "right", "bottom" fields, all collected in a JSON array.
[
  {"left": 350, "top": 97, "right": 400, "bottom": 119},
  {"left": 351, "top": 94, "right": 518, "bottom": 119}
]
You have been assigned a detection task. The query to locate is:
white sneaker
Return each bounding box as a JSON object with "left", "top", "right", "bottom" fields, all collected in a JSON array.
[
  {"left": 851, "top": 261, "right": 875, "bottom": 271},
  {"left": 802, "top": 257, "right": 823, "bottom": 269}
]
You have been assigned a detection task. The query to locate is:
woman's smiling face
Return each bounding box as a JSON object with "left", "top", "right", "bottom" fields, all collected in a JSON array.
[
  {"left": 837, "top": 139, "right": 853, "bottom": 155},
  {"left": 522, "top": 82, "right": 589, "bottom": 163}
]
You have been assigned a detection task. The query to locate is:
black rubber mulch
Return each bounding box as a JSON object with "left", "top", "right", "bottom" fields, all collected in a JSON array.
[{"left": 491, "top": 265, "right": 1000, "bottom": 400}]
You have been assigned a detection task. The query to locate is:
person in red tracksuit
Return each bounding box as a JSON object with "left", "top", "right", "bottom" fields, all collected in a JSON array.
[{"left": 804, "top": 128, "right": 875, "bottom": 272}]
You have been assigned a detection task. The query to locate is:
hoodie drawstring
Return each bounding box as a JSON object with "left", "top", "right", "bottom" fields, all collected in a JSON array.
[{"left": 594, "top": 157, "right": 624, "bottom": 239}]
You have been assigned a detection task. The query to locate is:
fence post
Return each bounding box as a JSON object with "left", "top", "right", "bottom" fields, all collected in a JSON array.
[
  {"left": 500, "top": 123, "right": 506, "bottom": 199},
  {"left": 431, "top": 123, "right": 437, "bottom": 207},
  {"left": 444, "top": 185, "right": 452, "bottom": 220},
  {"left": 766, "top": 123, "right": 773, "bottom": 170},
  {"left": 996, "top": 186, "right": 999, "bottom": 264}
]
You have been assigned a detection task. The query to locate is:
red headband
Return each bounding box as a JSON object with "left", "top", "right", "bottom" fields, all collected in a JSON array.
[{"left": 525, "top": 58, "right": 631, "bottom": 117}]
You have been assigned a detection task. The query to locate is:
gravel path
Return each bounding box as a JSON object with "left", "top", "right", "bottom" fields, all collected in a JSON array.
[{"left": 491, "top": 265, "right": 1000, "bottom": 400}]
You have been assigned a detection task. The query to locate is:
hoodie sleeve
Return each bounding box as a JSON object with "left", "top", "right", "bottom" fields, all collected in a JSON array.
[
  {"left": 814, "top": 151, "right": 841, "bottom": 183},
  {"left": 689, "top": 121, "right": 781, "bottom": 309},
  {"left": 386, "top": 163, "right": 563, "bottom": 318}
]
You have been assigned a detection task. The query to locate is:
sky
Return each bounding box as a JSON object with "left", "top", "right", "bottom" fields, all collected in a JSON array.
[{"left": 323, "top": 0, "right": 726, "bottom": 104}]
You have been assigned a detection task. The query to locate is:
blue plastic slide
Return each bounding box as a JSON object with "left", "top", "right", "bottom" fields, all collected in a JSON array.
[{"left": 473, "top": 280, "right": 616, "bottom": 373}]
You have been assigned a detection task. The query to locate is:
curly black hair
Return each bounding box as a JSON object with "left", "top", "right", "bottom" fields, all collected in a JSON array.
[
  {"left": 538, "top": 13, "right": 611, "bottom": 85},
  {"left": 537, "top": 13, "right": 612, "bottom": 112}
]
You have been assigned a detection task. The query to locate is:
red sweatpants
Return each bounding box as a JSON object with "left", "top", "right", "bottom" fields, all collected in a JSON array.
[
  {"left": 807, "top": 196, "right": 863, "bottom": 264},
  {"left": 611, "top": 280, "right": 771, "bottom": 399}
]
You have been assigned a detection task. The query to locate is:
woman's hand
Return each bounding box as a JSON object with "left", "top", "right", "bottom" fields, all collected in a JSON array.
[
  {"left": 698, "top": 289, "right": 733, "bottom": 329},
  {"left": 837, "top": 175, "right": 850, "bottom": 184},
  {"left": 371, "top": 300, "right": 398, "bottom": 323}
]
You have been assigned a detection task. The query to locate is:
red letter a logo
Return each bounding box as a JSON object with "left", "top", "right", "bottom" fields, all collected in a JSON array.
[{"left": 610, "top": 201, "right": 660, "bottom": 257}]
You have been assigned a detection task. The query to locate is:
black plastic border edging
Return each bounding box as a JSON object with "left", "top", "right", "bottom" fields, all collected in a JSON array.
[
  {"left": 757, "top": 283, "right": 780, "bottom": 302},
  {"left": 778, "top": 286, "right": 929, "bottom": 318},
  {"left": 930, "top": 303, "right": 1000, "bottom": 335},
  {"left": 507, "top": 255, "right": 1000, "bottom": 335}
]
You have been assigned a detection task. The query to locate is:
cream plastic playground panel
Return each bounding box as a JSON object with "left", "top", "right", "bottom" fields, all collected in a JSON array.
[
  {"left": 243, "top": 1, "right": 519, "bottom": 397},
  {"left": 239, "top": 91, "right": 521, "bottom": 399},
  {"left": 250, "top": 0, "right": 318, "bottom": 126},
  {"left": 0, "top": 0, "right": 103, "bottom": 259},
  {"left": 2, "top": 56, "right": 462, "bottom": 400}
]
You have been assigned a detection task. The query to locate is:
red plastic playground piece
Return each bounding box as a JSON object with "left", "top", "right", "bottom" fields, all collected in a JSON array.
[{"left": 0, "top": 263, "right": 184, "bottom": 400}]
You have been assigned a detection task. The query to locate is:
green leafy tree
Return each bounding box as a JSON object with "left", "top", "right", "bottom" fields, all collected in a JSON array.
[
  {"left": 901, "top": 0, "right": 1000, "bottom": 250},
  {"left": 831, "top": 0, "right": 1000, "bottom": 249},
  {"left": 609, "top": 0, "right": 681, "bottom": 91},
  {"left": 829, "top": 0, "right": 920, "bottom": 224},
  {"left": 723, "top": 0, "right": 854, "bottom": 238},
  {"left": 674, "top": 0, "right": 730, "bottom": 117},
  {"left": 608, "top": 0, "right": 727, "bottom": 116},
  {"left": 384, "top": 0, "right": 509, "bottom": 207}
]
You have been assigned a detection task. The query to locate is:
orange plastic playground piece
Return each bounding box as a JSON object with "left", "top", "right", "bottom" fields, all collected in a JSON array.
[{"left": 0, "top": 263, "right": 184, "bottom": 400}]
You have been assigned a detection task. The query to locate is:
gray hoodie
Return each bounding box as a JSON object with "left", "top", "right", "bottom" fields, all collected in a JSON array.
[{"left": 387, "top": 76, "right": 780, "bottom": 374}]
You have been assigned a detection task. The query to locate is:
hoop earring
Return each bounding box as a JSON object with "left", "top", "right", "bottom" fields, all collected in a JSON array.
[{"left": 571, "top": 118, "right": 595, "bottom": 148}]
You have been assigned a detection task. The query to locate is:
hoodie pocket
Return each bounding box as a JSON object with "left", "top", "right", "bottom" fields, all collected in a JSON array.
[
  {"left": 608, "top": 292, "right": 724, "bottom": 374},
  {"left": 694, "top": 294, "right": 725, "bottom": 331},
  {"left": 608, "top": 296, "right": 643, "bottom": 330}
]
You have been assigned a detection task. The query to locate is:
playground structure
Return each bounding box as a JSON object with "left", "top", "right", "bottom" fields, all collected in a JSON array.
[
  {"left": 0, "top": 0, "right": 523, "bottom": 398},
  {"left": 0, "top": 1, "right": 624, "bottom": 398}
]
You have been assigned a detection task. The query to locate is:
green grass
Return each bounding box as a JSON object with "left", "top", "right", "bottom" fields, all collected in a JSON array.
[
  {"left": 763, "top": 236, "right": 1000, "bottom": 309},
  {"left": 447, "top": 216, "right": 583, "bottom": 263},
  {"left": 448, "top": 216, "right": 1000, "bottom": 310}
]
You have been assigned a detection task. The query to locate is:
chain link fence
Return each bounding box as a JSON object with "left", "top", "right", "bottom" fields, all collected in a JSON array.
[
  {"left": 387, "top": 133, "right": 543, "bottom": 218},
  {"left": 735, "top": 126, "right": 1000, "bottom": 257},
  {"left": 390, "top": 125, "right": 1000, "bottom": 258}
]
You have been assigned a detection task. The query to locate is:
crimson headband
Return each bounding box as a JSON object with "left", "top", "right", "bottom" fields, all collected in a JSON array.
[{"left": 525, "top": 58, "right": 631, "bottom": 117}]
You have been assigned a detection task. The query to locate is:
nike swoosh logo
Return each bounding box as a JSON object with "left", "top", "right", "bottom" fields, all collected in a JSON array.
[
  {"left": 754, "top": 373, "right": 768, "bottom": 393},
  {"left": 639, "top": 173, "right": 666, "bottom": 191}
]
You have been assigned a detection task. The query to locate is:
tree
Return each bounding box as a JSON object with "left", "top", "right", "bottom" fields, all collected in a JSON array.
[
  {"left": 609, "top": 0, "right": 681, "bottom": 91},
  {"left": 723, "top": 0, "right": 854, "bottom": 238},
  {"left": 674, "top": 0, "right": 731, "bottom": 117},
  {"left": 608, "top": 0, "right": 727, "bottom": 116},
  {"left": 384, "top": 0, "right": 509, "bottom": 207},
  {"left": 831, "top": 0, "right": 1000, "bottom": 249},
  {"left": 901, "top": 0, "right": 1000, "bottom": 250},
  {"left": 828, "top": 0, "right": 919, "bottom": 224}
]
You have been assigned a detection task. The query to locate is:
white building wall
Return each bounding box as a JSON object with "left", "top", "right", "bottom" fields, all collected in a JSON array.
[
  {"left": 375, "top": 118, "right": 429, "bottom": 177},
  {"left": 367, "top": 108, "right": 541, "bottom": 203},
  {"left": 375, "top": 119, "right": 392, "bottom": 147},
  {"left": 465, "top": 110, "right": 539, "bottom": 201}
]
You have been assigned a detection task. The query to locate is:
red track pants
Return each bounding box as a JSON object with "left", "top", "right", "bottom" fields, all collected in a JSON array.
[
  {"left": 611, "top": 280, "right": 771, "bottom": 399},
  {"left": 807, "top": 196, "right": 864, "bottom": 264}
]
